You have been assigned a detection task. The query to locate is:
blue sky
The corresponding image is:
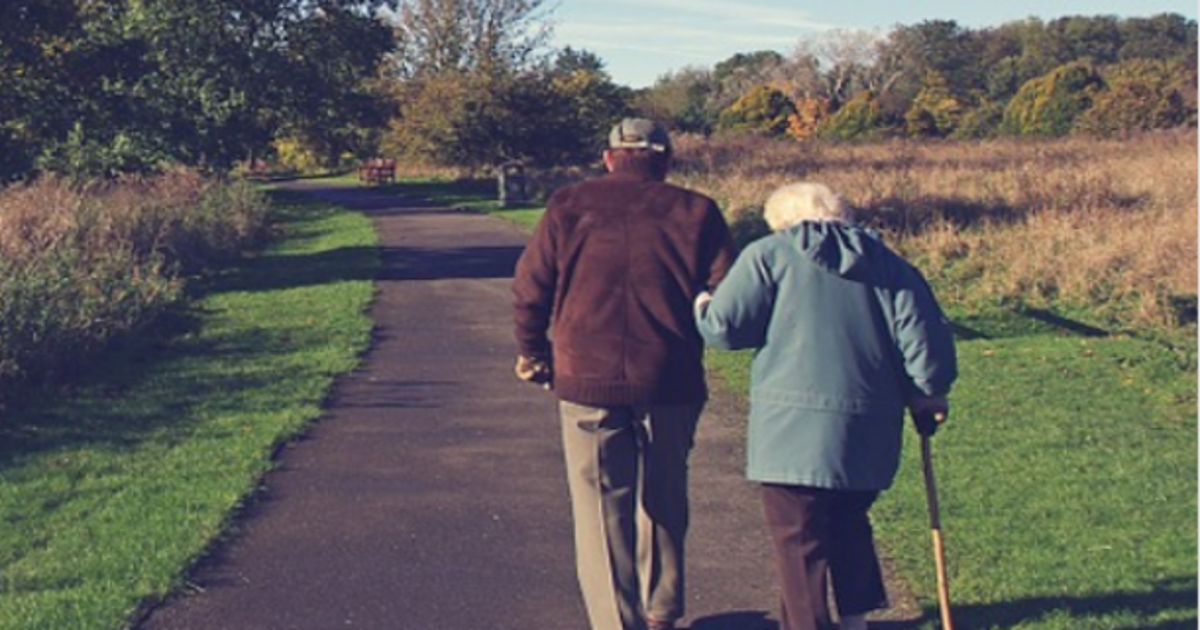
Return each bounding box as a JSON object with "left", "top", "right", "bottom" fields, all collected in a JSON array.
[{"left": 547, "top": 0, "right": 1199, "bottom": 88}]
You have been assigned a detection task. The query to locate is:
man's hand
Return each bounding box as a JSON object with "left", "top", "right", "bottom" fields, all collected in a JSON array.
[
  {"left": 909, "top": 395, "right": 949, "bottom": 437},
  {"left": 514, "top": 355, "right": 553, "bottom": 390},
  {"left": 694, "top": 290, "right": 713, "bottom": 311}
]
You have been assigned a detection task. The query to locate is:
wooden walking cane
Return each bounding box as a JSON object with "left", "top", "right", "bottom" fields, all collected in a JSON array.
[{"left": 920, "top": 432, "right": 955, "bottom": 630}]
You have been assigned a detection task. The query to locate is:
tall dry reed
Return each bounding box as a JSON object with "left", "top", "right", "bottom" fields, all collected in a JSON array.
[
  {"left": 668, "top": 130, "right": 1198, "bottom": 328},
  {"left": 0, "top": 169, "right": 269, "bottom": 407}
]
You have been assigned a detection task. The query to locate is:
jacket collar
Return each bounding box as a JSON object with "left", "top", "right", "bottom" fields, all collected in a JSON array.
[{"left": 605, "top": 169, "right": 661, "bottom": 183}]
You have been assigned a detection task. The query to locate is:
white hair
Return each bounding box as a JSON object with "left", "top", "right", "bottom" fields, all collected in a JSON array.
[{"left": 762, "top": 182, "right": 853, "bottom": 230}]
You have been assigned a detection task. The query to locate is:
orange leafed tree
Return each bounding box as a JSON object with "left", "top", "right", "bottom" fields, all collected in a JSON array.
[{"left": 786, "top": 97, "right": 832, "bottom": 140}]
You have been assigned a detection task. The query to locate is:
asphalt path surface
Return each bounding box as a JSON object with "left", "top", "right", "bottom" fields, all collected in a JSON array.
[{"left": 137, "top": 182, "right": 918, "bottom": 630}]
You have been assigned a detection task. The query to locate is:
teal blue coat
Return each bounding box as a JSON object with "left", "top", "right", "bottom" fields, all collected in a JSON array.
[{"left": 695, "top": 222, "right": 957, "bottom": 490}]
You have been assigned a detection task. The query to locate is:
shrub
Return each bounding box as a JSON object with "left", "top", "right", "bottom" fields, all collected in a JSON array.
[
  {"left": 274, "top": 136, "right": 326, "bottom": 174},
  {"left": 717, "top": 85, "right": 797, "bottom": 136},
  {"left": 786, "top": 97, "right": 832, "bottom": 141},
  {"left": 0, "top": 247, "right": 179, "bottom": 391},
  {"left": 818, "top": 92, "right": 888, "bottom": 141},
  {"left": 0, "top": 170, "right": 269, "bottom": 407},
  {"left": 1002, "top": 61, "right": 1104, "bottom": 137},
  {"left": 904, "top": 72, "right": 964, "bottom": 137},
  {"left": 1075, "top": 58, "right": 1197, "bottom": 136},
  {"left": 952, "top": 100, "right": 1005, "bottom": 139},
  {"left": 34, "top": 122, "right": 172, "bottom": 180}
]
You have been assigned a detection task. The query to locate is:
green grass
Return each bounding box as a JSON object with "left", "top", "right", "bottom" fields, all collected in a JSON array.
[
  {"left": 404, "top": 178, "right": 1197, "bottom": 630},
  {"left": 6, "top": 174, "right": 1190, "bottom": 630},
  {"left": 709, "top": 309, "right": 1197, "bottom": 630},
  {"left": 871, "top": 315, "right": 1197, "bottom": 630},
  {"left": 0, "top": 190, "right": 378, "bottom": 629},
  {"left": 352, "top": 174, "right": 547, "bottom": 230}
]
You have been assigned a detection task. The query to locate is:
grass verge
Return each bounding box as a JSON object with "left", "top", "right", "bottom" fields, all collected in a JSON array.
[
  {"left": 411, "top": 176, "right": 1197, "bottom": 630},
  {"left": 0, "top": 190, "right": 378, "bottom": 629},
  {"left": 706, "top": 307, "right": 1197, "bottom": 630}
]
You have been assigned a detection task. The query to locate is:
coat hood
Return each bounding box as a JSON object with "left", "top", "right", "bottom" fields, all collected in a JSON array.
[{"left": 787, "top": 221, "right": 882, "bottom": 279}]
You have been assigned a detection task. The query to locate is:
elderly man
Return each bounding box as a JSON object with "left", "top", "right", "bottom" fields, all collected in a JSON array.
[
  {"left": 512, "top": 118, "right": 737, "bottom": 630},
  {"left": 694, "top": 182, "right": 958, "bottom": 630}
]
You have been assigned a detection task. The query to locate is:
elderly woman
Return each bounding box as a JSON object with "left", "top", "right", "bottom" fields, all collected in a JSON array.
[{"left": 694, "top": 182, "right": 957, "bottom": 630}]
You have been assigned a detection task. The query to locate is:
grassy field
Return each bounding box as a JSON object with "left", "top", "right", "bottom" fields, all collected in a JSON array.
[
  {"left": 669, "top": 131, "right": 1198, "bottom": 330},
  {"left": 405, "top": 164, "right": 1197, "bottom": 630},
  {"left": 0, "top": 191, "right": 378, "bottom": 629},
  {"left": 0, "top": 129, "right": 1192, "bottom": 629},
  {"left": 706, "top": 314, "right": 1196, "bottom": 630}
]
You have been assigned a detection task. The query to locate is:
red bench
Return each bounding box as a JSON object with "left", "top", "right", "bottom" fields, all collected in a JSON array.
[{"left": 359, "top": 158, "right": 396, "bottom": 185}]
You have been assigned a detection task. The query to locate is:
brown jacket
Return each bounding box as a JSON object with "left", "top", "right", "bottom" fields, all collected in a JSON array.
[{"left": 512, "top": 170, "right": 736, "bottom": 406}]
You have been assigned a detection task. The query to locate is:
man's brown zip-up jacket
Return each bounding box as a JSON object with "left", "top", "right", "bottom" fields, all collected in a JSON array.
[{"left": 512, "top": 169, "right": 737, "bottom": 406}]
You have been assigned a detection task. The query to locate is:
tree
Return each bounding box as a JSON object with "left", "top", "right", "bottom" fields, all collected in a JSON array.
[
  {"left": 116, "top": 1, "right": 395, "bottom": 171},
  {"left": 786, "top": 30, "right": 882, "bottom": 107},
  {"left": 904, "top": 72, "right": 964, "bottom": 137},
  {"left": 952, "top": 99, "right": 1005, "bottom": 139},
  {"left": 634, "top": 67, "right": 719, "bottom": 135},
  {"left": 872, "top": 20, "right": 982, "bottom": 119},
  {"left": 717, "top": 85, "right": 797, "bottom": 136},
  {"left": 0, "top": 1, "right": 94, "bottom": 180},
  {"left": 389, "top": 59, "right": 625, "bottom": 170},
  {"left": 387, "top": 71, "right": 477, "bottom": 167},
  {"left": 818, "top": 91, "right": 886, "bottom": 141},
  {"left": 707, "top": 51, "right": 786, "bottom": 120},
  {"left": 274, "top": 5, "right": 397, "bottom": 166},
  {"left": 386, "top": 0, "right": 607, "bottom": 168},
  {"left": 390, "top": 0, "right": 551, "bottom": 78},
  {"left": 1075, "top": 58, "right": 1196, "bottom": 136},
  {"left": 2, "top": 0, "right": 397, "bottom": 179},
  {"left": 389, "top": 13, "right": 628, "bottom": 171},
  {"left": 1118, "top": 13, "right": 1195, "bottom": 61},
  {"left": 538, "top": 49, "right": 634, "bottom": 163},
  {"left": 713, "top": 51, "right": 785, "bottom": 89},
  {"left": 1002, "top": 61, "right": 1103, "bottom": 136},
  {"left": 1051, "top": 15, "right": 1121, "bottom": 65},
  {"left": 552, "top": 46, "right": 605, "bottom": 75},
  {"left": 785, "top": 97, "right": 832, "bottom": 140}
]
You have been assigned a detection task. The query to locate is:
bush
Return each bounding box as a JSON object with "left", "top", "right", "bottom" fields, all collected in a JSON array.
[
  {"left": 1075, "top": 58, "right": 1197, "bottom": 136},
  {"left": 952, "top": 100, "right": 1006, "bottom": 139},
  {"left": 904, "top": 72, "right": 964, "bottom": 137},
  {"left": 1002, "top": 61, "right": 1104, "bottom": 137},
  {"left": 0, "top": 170, "right": 269, "bottom": 406},
  {"left": 818, "top": 92, "right": 888, "bottom": 141},
  {"left": 717, "top": 85, "right": 797, "bottom": 136},
  {"left": 0, "top": 247, "right": 179, "bottom": 392},
  {"left": 34, "top": 122, "right": 172, "bottom": 180},
  {"left": 786, "top": 97, "right": 832, "bottom": 141},
  {"left": 274, "top": 136, "right": 327, "bottom": 174}
]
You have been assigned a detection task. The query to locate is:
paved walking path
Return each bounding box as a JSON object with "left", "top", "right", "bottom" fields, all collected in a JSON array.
[{"left": 138, "top": 182, "right": 915, "bottom": 630}]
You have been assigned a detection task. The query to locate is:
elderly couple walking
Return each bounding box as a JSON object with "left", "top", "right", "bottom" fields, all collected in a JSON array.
[{"left": 511, "top": 118, "right": 958, "bottom": 630}]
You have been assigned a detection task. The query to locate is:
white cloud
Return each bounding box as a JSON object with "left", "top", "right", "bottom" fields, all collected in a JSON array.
[
  {"left": 553, "top": 8, "right": 808, "bottom": 61},
  {"left": 600, "top": 0, "right": 835, "bottom": 30},
  {"left": 546, "top": 0, "right": 837, "bottom": 86}
]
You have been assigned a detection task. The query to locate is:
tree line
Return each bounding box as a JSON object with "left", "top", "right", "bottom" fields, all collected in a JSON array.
[
  {"left": 1, "top": 0, "right": 395, "bottom": 182},
  {"left": 640, "top": 13, "right": 1197, "bottom": 141},
  {"left": 1, "top": 1, "right": 1195, "bottom": 183}
]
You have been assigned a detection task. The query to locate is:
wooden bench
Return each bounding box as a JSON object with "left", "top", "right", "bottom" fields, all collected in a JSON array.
[{"left": 358, "top": 158, "right": 396, "bottom": 185}]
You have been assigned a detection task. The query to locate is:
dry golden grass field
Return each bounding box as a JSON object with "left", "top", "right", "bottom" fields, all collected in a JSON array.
[{"left": 667, "top": 130, "right": 1198, "bottom": 329}]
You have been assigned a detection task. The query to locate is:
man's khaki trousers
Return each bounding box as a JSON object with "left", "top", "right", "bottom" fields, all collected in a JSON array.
[{"left": 558, "top": 401, "right": 703, "bottom": 630}]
